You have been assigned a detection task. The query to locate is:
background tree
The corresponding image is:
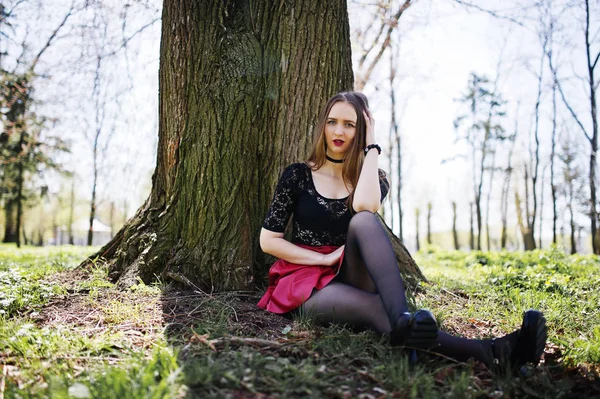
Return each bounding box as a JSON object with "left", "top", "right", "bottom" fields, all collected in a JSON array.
[
  {"left": 415, "top": 207, "right": 421, "bottom": 251},
  {"left": 0, "top": 1, "right": 76, "bottom": 246},
  {"left": 454, "top": 73, "right": 506, "bottom": 250},
  {"left": 85, "top": 0, "right": 426, "bottom": 291},
  {"left": 469, "top": 202, "right": 474, "bottom": 250},
  {"left": 559, "top": 134, "right": 583, "bottom": 253},
  {"left": 547, "top": 0, "right": 600, "bottom": 253},
  {"left": 426, "top": 202, "right": 432, "bottom": 245},
  {"left": 452, "top": 201, "right": 459, "bottom": 250},
  {"left": 500, "top": 117, "right": 517, "bottom": 249},
  {"left": 352, "top": 0, "right": 413, "bottom": 91},
  {"left": 351, "top": 0, "right": 416, "bottom": 241}
]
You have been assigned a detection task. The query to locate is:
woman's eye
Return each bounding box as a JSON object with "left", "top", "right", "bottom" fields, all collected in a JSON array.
[
  {"left": 327, "top": 120, "right": 336, "bottom": 125},
  {"left": 346, "top": 123, "right": 354, "bottom": 128}
]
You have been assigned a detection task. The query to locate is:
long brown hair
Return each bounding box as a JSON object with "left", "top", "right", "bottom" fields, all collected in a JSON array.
[{"left": 306, "top": 92, "right": 370, "bottom": 208}]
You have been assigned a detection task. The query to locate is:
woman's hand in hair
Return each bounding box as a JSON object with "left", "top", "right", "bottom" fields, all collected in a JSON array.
[{"left": 363, "top": 109, "right": 375, "bottom": 146}]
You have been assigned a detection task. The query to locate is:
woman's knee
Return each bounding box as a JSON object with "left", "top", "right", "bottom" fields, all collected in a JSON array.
[{"left": 348, "top": 210, "right": 378, "bottom": 232}]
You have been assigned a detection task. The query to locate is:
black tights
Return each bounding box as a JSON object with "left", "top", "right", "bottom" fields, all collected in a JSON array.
[{"left": 303, "top": 211, "right": 510, "bottom": 365}]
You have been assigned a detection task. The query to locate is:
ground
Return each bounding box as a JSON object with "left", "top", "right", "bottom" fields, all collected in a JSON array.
[{"left": 1, "top": 245, "right": 600, "bottom": 398}]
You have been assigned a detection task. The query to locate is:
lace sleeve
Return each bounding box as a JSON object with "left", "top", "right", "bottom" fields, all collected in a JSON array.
[
  {"left": 263, "top": 164, "right": 303, "bottom": 232},
  {"left": 379, "top": 169, "right": 390, "bottom": 202}
]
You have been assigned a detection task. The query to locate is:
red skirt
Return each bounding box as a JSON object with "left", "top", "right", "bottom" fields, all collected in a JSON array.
[{"left": 257, "top": 244, "right": 344, "bottom": 314}]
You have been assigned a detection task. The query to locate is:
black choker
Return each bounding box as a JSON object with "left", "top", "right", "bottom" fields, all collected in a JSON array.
[{"left": 326, "top": 155, "right": 344, "bottom": 164}]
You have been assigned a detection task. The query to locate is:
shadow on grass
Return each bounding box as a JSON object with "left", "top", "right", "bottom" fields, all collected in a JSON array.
[{"left": 158, "top": 284, "right": 600, "bottom": 398}]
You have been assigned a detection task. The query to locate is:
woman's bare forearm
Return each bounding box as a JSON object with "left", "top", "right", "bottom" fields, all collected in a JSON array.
[
  {"left": 260, "top": 237, "right": 327, "bottom": 265},
  {"left": 352, "top": 149, "right": 380, "bottom": 212}
]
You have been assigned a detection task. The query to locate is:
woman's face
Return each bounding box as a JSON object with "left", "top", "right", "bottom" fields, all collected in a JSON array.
[{"left": 324, "top": 101, "right": 357, "bottom": 159}]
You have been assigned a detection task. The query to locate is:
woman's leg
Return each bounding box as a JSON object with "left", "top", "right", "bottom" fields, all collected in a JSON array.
[
  {"left": 303, "top": 284, "right": 542, "bottom": 367},
  {"left": 302, "top": 281, "right": 391, "bottom": 333},
  {"left": 434, "top": 310, "right": 547, "bottom": 368},
  {"left": 336, "top": 211, "right": 545, "bottom": 366},
  {"left": 434, "top": 332, "right": 493, "bottom": 364},
  {"left": 340, "top": 211, "right": 410, "bottom": 327}
]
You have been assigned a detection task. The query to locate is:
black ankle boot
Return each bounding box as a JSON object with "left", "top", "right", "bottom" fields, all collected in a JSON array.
[
  {"left": 491, "top": 310, "right": 547, "bottom": 368},
  {"left": 390, "top": 310, "right": 438, "bottom": 349}
]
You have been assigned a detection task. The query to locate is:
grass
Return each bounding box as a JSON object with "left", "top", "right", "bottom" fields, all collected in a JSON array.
[{"left": 1, "top": 243, "right": 599, "bottom": 398}]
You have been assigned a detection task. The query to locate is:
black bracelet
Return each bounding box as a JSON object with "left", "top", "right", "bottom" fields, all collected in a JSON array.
[{"left": 364, "top": 144, "right": 381, "bottom": 155}]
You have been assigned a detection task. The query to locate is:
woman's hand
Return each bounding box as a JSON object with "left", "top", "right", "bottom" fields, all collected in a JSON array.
[
  {"left": 323, "top": 245, "right": 345, "bottom": 266},
  {"left": 363, "top": 109, "right": 375, "bottom": 146}
]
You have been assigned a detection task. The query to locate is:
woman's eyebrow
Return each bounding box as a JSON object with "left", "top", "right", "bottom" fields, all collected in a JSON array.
[{"left": 327, "top": 117, "right": 356, "bottom": 123}]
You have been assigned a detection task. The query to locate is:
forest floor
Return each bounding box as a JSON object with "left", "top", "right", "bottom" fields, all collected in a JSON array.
[{"left": 1, "top": 244, "right": 600, "bottom": 398}]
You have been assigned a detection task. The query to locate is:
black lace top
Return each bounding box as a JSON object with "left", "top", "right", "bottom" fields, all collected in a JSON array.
[{"left": 263, "top": 163, "right": 390, "bottom": 246}]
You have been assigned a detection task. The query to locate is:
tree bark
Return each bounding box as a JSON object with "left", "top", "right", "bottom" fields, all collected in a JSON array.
[{"left": 82, "top": 1, "right": 425, "bottom": 291}]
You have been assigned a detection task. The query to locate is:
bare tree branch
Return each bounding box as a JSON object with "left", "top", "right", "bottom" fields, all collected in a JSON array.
[
  {"left": 452, "top": 0, "right": 526, "bottom": 27},
  {"left": 358, "top": 11, "right": 386, "bottom": 66},
  {"left": 592, "top": 51, "right": 600, "bottom": 70},
  {"left": 547, "top": 49, "right": 591, "bottom": 143},
  {"left": 101, "top": 17, "right": 160, "bottom": 58},
  {"left": 29, "top": 1, "right": 76, "bottom": 73},
  {"left": 358, "top": 0, "right": 413, "bottom": 90}
]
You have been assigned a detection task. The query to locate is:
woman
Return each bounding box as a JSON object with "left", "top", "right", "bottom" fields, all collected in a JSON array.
[{"left": 258, "top": 91, "right": 547, "bottom": 368}]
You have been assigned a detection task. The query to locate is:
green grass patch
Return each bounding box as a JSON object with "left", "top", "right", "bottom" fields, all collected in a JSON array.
[
  {"left": 415, "top": 245, "right": 600, "bottom": 366},
  {"left": 0, "top": 244, "right": 98, "bottom": 316},
  {"left": 1, "top": 244, "right": 599, "bottom": 397}
]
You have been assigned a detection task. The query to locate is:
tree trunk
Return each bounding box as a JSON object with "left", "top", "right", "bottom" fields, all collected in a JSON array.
[
  {"left": 15, "top": 131, "right": 25, "bottom": 248},
  {"left": 569, "top": 204, "right": 576, "bottom": 254},
  {"left": 69, "top": 178, "right": 75, "bottom": 245},
  {"left": 585, "top": 0, "right": 599, "bottom": 254},
  {"left": 538, "top": 165, "right": 546, "bottom": 249},
  {"left": 388, "top": 46, "right": 397, "bottom": 231},
  {"left": 452, "top": 201, "right": 459, "bottom": 250},
  {"left": 396, "top": 129, "right": 403, "bottom": 242},
  {"left": 515, "top": 191, "right": 536, "bottom": 251},
  {"left": 469, "top": 202, "right": 474, "bottom": 250},
  {"left": 109, "top": 201, "right": 115, "bottom": 238},
  {"left": 87, "top": 138, "right": 98, "bottom": 246},
  {"left": 530, "top": 47, "right": 544, "bottom": 252},
  {"left": 81, "top": 1, "right": 425, "bottom": 291},
  {"left": 485, "top": 152, "right": 496, "bottom": 251},
  {"left": 3, "top": 200, "right": 17, "bottom": 243},
  {"left": 475, "top": 192, "right": 482, "bottom": 250},
  {"left": 550, "top": 82, "right": 558, "bottom": 245},
  {"left": 415, "top": 208, "right": 420, "bottom": 252},
  {"left": 426, "top": 202, "right": 432, "bottom": 245}
]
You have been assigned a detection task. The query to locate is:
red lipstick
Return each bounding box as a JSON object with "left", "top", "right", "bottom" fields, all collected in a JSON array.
[{"left": 333, "top": 139, "right": 344, "bottom": 147}]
